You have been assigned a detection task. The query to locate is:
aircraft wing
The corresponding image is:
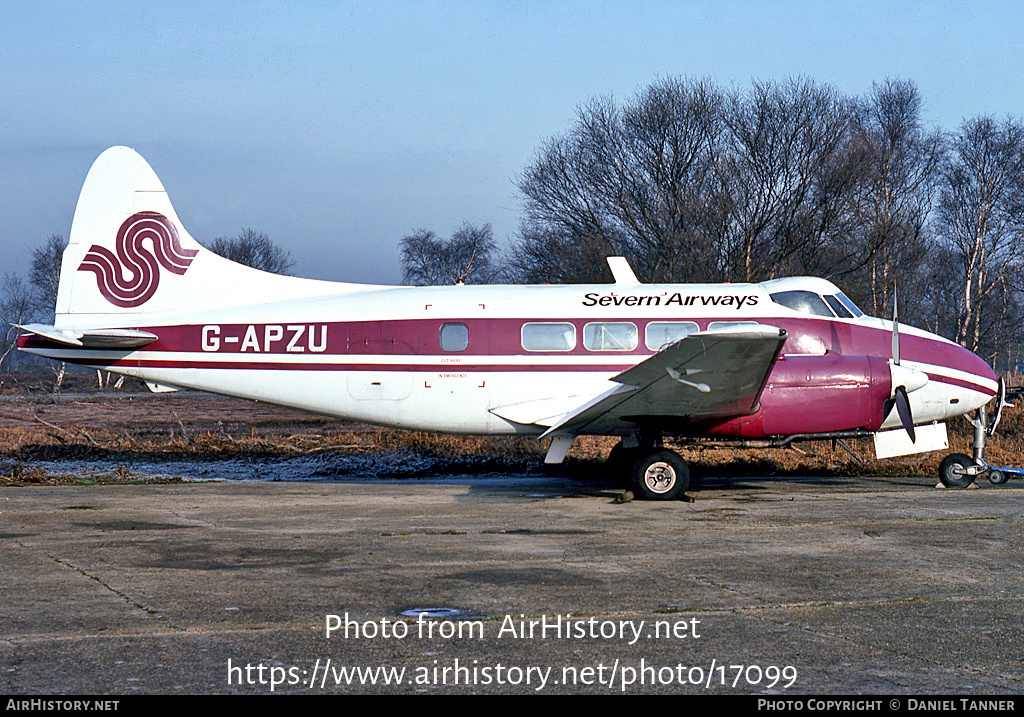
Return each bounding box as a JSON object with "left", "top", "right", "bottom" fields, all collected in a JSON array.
[{"left": 541, "top": 325, "right": 787, "bottom": 438}]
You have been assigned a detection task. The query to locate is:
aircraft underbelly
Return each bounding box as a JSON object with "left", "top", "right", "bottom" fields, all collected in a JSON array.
[{"left": 89, "top": 360, "right": 612, "bottom": 435}]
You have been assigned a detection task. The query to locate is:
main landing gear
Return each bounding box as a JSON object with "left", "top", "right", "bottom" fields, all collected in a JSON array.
[{"left": 609, "top": 436, "right": 690, "bottom": 501}]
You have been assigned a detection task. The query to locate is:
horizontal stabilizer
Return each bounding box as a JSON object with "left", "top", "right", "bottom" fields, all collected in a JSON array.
[{"left": 18, "top": 323, "right": 158, "bottom": 349}]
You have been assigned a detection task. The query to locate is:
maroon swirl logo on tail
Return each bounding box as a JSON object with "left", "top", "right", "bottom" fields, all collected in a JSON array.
[{"left": 78, "top": 212, "right": 199, "bottom": 307}]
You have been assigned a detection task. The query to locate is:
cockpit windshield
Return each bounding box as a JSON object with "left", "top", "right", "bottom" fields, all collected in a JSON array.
[
  {"left": 824, "top": 295, "right": 854, "bottom": 318},
  {"left": 769, "top": 290, "right": 834, "bottom": 317},
  {"left": 770, "top": 289, "right": 866, "bottom": 319}
]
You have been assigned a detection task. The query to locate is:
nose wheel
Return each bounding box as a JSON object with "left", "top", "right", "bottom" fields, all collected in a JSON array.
[{"left": 938, "top": 453, "right": 978, "bottom": 489}]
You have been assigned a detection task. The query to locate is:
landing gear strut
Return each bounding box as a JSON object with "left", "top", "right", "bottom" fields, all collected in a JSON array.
[{"left": 937, "top": 378, "right": 1012, "bottom": 488}]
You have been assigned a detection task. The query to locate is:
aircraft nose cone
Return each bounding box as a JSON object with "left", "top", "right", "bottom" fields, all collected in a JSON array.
[
  {"left": 961, "top": 344, "right": 998, "bottom": 395},
  {"left": 948, "top": 343, "right": 999, "bottom": 415}
]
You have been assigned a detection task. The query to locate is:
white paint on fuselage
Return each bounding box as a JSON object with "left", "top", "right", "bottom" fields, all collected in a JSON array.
[{"left": 38, "top": 277, "right": 996, "bottom": 438}]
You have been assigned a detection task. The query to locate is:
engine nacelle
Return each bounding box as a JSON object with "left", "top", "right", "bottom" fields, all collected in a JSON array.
[
  {"left": 760, "top": 354, "right": 893, "bottom": 435},
  {"left": 701, "top": 354, "right": 892, "bottom": 438}
]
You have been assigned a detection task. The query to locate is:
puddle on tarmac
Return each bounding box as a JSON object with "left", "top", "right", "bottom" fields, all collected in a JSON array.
[{"left": 1, "top": 451, "right": 533, "bottom": 483}]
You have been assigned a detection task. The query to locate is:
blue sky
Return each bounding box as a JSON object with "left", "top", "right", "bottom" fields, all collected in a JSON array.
[{"left": 3, "top": 1, "right": 1023, "bottom": 286}]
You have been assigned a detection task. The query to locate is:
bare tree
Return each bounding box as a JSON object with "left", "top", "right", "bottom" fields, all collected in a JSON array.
[
  {"left": 28, "top": 235, "right": 68, "bottom": 391},
  {"left": 512, "top": 78, "right": 724, "bottom": 283},
  {"left": 716, "top": 77, "right": 857, "bottom": 283},
  {"left": 30, "top": 234, "right": 67, "bottom": 321},
  {"left": 512, "top": 77, "right": 861, "bottom": 285},
  {"left": 934, "top": 116, "right": 1024, "bottom": 355},
  {"left": 507, "top": 223, "right": 621, "bottom": 284},
  {"left": 0, "top": 273, "right": 34, "bottom": 372},
  {"left": 846, "top": 79, "right": 945, "bottom": 316},
  {"left": 400, "top": 223, "right": 498, "bottom": 285},
  {"left": 207, "top": 229, "right": 294, "bottom": 275}
]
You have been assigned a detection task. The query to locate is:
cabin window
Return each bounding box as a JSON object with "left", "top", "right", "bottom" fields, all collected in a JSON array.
[
  {"left": 707, "top": 321, "right": 760, "bottom": 331},
  {"left": 440, "top": 322, "right": 469, "bottom": 352},
  {"left": 769, "top": 290, "right": 834, "bottom": 317},
  {"left": 583, "top": 322, "right": 638, "bottom": 351},
  {"left": 522, "top": 322, "right": 576, "bottom": 352},
  {"left": 645, "top": 321, "right": 699, "bottom": 351}
]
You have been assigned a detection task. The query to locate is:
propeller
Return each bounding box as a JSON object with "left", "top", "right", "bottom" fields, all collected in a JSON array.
[
  {"left": 893, "top": 385, "right": 916, "bottom": 443},
  {"left": 891, "top": 288, "right": 900, "bottom": 366},
  {"left": 887, "top": 287, "right": 919, "bottom": 442},
  {"left": 987, "top": 376, "right": 1011, "bottom": 437}
]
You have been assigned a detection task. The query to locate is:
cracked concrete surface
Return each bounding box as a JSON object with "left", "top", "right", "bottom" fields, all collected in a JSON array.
[{"left": 2, "top": 474, "right": 1023, "bottom": 694}]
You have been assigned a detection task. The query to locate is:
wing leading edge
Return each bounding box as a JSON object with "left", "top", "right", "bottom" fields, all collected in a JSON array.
[{"left": 541, "top": 325, "right": 788, "bottom": 440}]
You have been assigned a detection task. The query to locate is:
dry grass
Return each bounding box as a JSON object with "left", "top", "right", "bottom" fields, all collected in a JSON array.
[{"left": 1, "top": 369, "right": 1023, "bottom": 485}]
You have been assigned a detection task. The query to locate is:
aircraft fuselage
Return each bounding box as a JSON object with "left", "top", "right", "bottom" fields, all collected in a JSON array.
[{"left": 20, "top": 280, "right": 997, "bottom": 440}]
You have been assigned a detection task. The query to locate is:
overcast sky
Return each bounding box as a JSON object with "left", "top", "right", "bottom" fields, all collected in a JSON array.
[{"left": 3, "top": 1, "right": 1023, "bottom": 286}]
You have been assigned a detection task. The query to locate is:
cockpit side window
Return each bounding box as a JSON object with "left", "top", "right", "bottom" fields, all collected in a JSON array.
[
  {"left": 834, "top": 292, "right": 865, "bottom": 318},
  {"left": 824, "top": 295, "right": 854, "bottom": 318},
  {"left": 769, "top": 290, "right": 834, "bottom": 317}
]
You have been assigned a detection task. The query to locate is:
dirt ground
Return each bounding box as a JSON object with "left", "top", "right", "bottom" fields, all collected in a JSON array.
[{"left": 1, "top": 368, "right": 1022, "bottom": 486}]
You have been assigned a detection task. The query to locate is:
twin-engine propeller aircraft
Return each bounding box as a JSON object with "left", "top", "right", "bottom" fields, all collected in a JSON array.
[{"left": 18, "top": 147, "right": 1003, "bottom": 499}]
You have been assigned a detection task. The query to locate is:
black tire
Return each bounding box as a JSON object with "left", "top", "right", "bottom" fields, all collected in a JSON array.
[
  {"left": 989, "top": 469, "right": 1008, "bottom": 485},
  {"left": 608, "top": 443, "right": 637, "bottom": 486},
  {"left": 938, "top": 453, "right": 975, "bottom": 489},
  {"left": 629, "top": 449, "right": 689, "bottom": 501}
]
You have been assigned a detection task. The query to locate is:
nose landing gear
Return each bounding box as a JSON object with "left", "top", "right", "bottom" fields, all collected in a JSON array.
[{"left": 937, "top": 377, "right": 1015, "bottom": 488}]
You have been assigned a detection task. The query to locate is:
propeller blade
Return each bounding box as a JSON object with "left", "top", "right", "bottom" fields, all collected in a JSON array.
[
  {"left": 894, "top": 385, "right": 915, "bottom": 443},
  {"left": 988, "top": 376, "right": 1008, "bottom": 437},
  {"left": 891, "top": 290, "right": 900, "bottom": 366}
]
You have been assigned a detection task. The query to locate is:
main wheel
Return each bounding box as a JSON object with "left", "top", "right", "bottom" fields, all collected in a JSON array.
[
  {"left": 938, "top": 453, "right": 975, "bottom": 489},
  {"left": 630, "top": 449, "right": 689, "bottom": 501}
]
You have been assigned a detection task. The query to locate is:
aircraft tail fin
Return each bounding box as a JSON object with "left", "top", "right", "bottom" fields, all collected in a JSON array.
[{"left": 54, "top": 147, "right": 356, "bottom": 329}]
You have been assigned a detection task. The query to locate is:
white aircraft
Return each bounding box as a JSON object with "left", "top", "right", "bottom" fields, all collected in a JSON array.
[{"left": 18, "top": 147, "right": 1003, "bottom": 499}]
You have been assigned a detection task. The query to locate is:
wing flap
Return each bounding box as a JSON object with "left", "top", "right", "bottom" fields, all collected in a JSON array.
[{"left": 489, "top": 394, "right": 606, "bottom": 427}]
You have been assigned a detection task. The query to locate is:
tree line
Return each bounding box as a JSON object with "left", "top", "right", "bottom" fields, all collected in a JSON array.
[
  {"left": 4, "top": 77, "right": 1021, "bottom": 376},
  {"left": 401, "top": 77, "right": 1024, "bottom": 372}
]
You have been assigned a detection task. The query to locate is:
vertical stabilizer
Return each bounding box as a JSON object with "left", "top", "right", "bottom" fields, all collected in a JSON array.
[{"left": 55, "top": 147, "right": 363, "bottom": 330}]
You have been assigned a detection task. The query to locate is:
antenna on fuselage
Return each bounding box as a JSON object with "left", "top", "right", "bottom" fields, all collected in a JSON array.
[{"left": 606, "top": 257, "right": 640, "bottom": 285}]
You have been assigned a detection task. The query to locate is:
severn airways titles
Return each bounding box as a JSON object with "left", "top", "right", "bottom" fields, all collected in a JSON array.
[{"left": 582, "top": 292, "right": 759, "bottom": 310}]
